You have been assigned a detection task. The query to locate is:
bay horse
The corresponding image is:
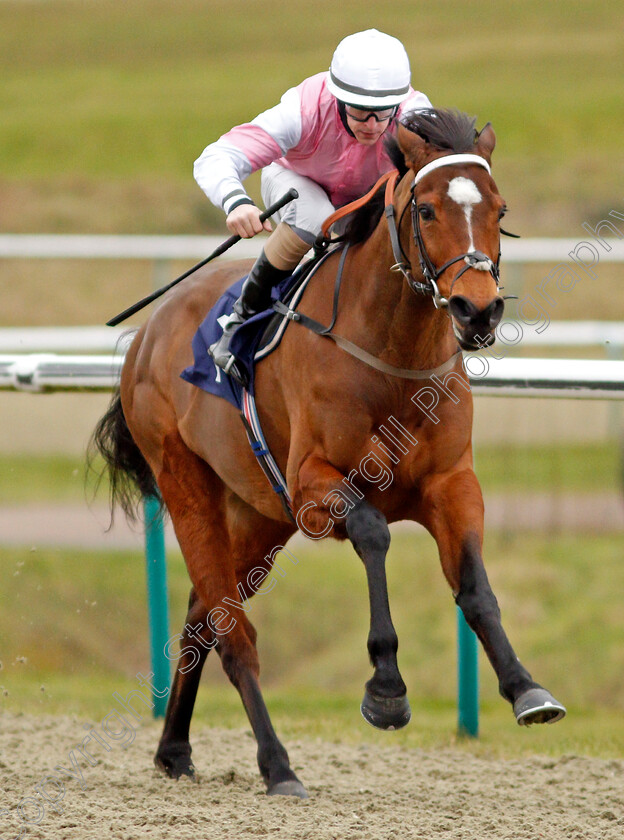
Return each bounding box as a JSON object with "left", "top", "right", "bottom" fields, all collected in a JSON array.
[{"left": 93, "top": 108, "right": 565, "bottom": 799}]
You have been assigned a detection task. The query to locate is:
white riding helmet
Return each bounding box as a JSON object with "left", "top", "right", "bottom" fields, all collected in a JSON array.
[{"left": 327, "top": 29, "right": 411, "bottom": 109}]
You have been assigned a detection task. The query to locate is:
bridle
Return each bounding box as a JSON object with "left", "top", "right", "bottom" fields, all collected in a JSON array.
[
  {"left": 387, "top": 154, "right": 502, "bottom": 309},
  {"left": 319, "top": 153, "right": 512, "bottom": 313},
  {"left": 278, "top": 157, "right": 509, "bottom": 381}
]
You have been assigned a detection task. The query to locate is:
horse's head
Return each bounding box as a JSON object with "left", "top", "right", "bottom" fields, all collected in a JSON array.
[{"left": 396, "top": 109, "right": 506, "bottom": 350}]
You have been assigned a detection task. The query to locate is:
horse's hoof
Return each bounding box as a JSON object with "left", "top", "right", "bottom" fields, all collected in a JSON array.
[
  {"left": 267, "top": 780, "right": 309, "bottom": 799},
  {"left": 154, "top": 751, "right": 196, "bottom": 780},
  {"left": 360, "top": 691, "right": 411, "bottom": 730},
  {"left": 514, "top": 688, "right": 566, "bottom": 726}
]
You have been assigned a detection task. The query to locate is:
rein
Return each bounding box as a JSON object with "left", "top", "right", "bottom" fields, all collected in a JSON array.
[
  {"left": 320, "top": 170, "right": 398, "bottom": 239},
  {"left": 274, "top": 284, "right": 463, "bottom": 380}
]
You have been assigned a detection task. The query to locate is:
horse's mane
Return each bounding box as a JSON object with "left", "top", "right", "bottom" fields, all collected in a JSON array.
[
  {"left": 338, "top": 108, "right": 478, "bottom": 245},
  {"left": 401, "top": 108, "right": 478, "bottom": 153}
]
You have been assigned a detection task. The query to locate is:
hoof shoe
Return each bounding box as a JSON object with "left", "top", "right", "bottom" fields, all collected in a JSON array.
[
  {"left": 514, "top": 688, "right": 566, "bottom": 726},
  {"left": 361, "top": 691, "right": 411, "bottom": 731},
  {"left": 267, "top": 780, "right": 309, "bottom": 799}
]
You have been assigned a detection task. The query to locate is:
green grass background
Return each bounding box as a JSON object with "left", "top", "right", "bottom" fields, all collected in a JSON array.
[
  {"left": 2, "top": 0, "right": 623, "bottom": 236},
  {"left": 1, "top": 0, "right": 623, "bottom": 324},
  {"left": 1, "top": 451, "right": 624, "bottom": 758},
  {"left": 2, "top": 528, "right": 624, "bottom": 758},
  {"left": 0, "top": 442, "right": 621, "bottom": 505}
]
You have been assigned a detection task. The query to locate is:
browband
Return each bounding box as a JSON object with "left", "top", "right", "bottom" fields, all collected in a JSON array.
[{"left": 413, "top": 153, "right": 491, "bottom": 186}]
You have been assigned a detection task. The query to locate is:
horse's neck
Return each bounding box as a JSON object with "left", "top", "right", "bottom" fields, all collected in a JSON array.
[{"left": 341, "top": 229, "right": 456, "bottom": 372}]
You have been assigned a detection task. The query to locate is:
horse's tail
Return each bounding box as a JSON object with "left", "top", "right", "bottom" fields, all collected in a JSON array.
[{"left": 89, "top": 390, "right": 160, "bottom": 523}]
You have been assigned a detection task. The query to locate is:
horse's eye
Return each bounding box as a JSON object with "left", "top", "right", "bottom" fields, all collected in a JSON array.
[{"left": 418, "top": 204, "right": 435, "bottom": 222}]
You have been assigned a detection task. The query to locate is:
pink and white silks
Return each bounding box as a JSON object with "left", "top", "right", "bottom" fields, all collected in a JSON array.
[{"left": 194, "top": 72, "right": 432, "bottom": 242}]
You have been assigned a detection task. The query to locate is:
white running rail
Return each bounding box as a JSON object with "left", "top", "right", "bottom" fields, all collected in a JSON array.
[{"left": 1, "top": 353, "right": 623, "bottom": 399}]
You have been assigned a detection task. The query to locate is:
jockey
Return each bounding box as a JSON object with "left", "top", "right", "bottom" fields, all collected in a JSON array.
[{"left": 194, "top": 29, "right": 432, "bottom": 382}]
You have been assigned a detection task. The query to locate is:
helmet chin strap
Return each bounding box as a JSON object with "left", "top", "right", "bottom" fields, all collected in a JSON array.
[{"left": 336, "top": 101, "right": 356, "bottom": 138}]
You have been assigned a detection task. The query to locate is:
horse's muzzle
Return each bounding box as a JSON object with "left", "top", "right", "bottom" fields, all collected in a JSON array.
[{"left": 448, "top": 295, "right": 505, "bottom": 350}]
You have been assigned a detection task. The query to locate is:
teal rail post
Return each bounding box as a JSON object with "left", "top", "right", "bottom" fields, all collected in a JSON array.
[
  {"left": 457, "top": 605, "right": 479, "bottom": 737},
  {"left": 144, "top": 495, "right": 171, "bottom": 717}
]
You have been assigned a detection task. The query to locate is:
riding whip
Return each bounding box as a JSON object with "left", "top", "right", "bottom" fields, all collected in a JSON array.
[{"left": 106, "top": 188, "right": 299, "bottom": 326}]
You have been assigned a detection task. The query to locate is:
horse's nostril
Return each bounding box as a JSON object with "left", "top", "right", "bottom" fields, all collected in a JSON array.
[
  {"left": 449, "top": 296, "right": 505, "bottom": 331},
  {"left": 487, "top": 297, "right": 505, "bottom": 329},
  {"left": 448, "top": 295, "right": 477, "bottom": 326}
]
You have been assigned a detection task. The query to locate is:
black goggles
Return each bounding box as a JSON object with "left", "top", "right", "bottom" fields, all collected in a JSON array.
[{"left": 344, "top": 105, "right": 397, "bottom": 123}]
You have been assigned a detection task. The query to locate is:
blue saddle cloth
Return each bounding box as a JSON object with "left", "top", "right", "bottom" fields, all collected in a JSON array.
[{"left": 180, "top": 274, "right": 297, "bottom": 410}]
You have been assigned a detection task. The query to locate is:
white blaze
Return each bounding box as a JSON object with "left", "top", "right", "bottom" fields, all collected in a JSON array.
[{"left": 447, "top": 176, "right": 482, "bottom": 251}]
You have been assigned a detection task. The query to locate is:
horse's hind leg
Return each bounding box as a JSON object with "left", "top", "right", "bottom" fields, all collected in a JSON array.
[
  {"left": 155, "top": 432, "right": 307, "bottom": 796},
  {"left": 155, "top": 587, "right": 210, "bottom": 779},
  {"left": 215, "top": 615, "right": 307, "bottom": 798},
  {"left": 423, "top": 468, "right": 566, "bottom": 726},
  {"left": 345, "top": 500, "right": 411, "bottom": 730},
  {"left": 157, "top": 586, "right": 305, "bottom": 795}
]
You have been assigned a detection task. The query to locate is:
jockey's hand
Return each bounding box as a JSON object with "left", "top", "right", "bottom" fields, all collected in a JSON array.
[{"left": 226, "top": 204, "right": 273, "bottom": 238}]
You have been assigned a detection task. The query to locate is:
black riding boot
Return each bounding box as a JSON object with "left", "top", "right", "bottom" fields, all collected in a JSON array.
[{"left": 209, "top": 250, "right": 291, "bottom": 385}]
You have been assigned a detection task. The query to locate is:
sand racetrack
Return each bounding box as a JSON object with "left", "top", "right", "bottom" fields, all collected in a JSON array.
[{"left": 1, "top": 713, "right": 623, "bottom": 840}]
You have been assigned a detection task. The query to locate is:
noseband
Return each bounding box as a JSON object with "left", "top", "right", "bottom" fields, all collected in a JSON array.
[{"left": 390, "top": 154, "right": 501, "bottom": 309}]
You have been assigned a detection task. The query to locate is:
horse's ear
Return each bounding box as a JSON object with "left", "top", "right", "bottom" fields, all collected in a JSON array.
[
  {"left": 475, "top": 122, "right": 496, "bottom": 163},
  {"left": 397, "top": 123, "right": 428, "bottom": 171}
]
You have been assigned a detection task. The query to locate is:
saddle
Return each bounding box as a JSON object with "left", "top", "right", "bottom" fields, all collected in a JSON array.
[{"left": 180, "top": 248, "right": 333, "bottom": 410}]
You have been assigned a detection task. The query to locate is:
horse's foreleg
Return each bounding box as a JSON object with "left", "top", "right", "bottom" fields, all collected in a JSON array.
[
  {"left": 346, "top": 500, "right": 411, "bottom": 730},
  {"left": 423, "top": 468, "right": 566, "bottom": 725},
  {"left": 295, "top": 456, "right": 410, "bottom": 730}
]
